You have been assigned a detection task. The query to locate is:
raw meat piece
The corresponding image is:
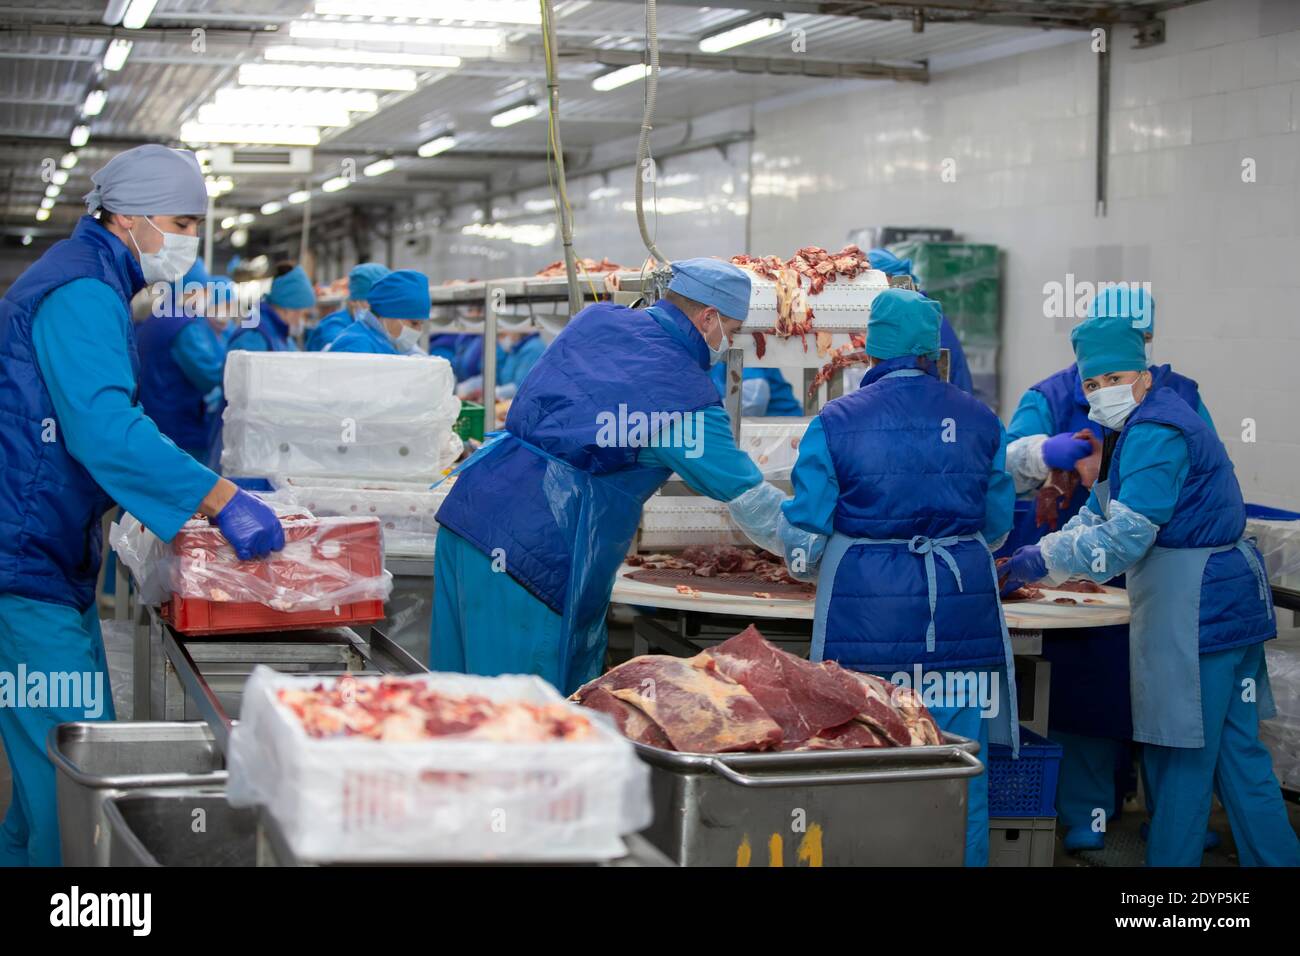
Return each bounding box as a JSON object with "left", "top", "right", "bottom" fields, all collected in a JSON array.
[
  {"left": 1036, "top": 430, "right": 1102, "bottom": 529},
  {"left": 534, "top": 256, "right": 622, "bottom": 277},
  {"left": 752, "top": 331, "right": 766, "bottom": 360},
  {"left": 890, "top": 682, "right": 943, "bottom": 746},
  {"left": 700, "top": 625, "right": 868, "bottom": 745},
  {"left": 1053, "top": 597, "right": 1078, "bottom": 605},
  {"left": 1054, "top": 579, "right": 1105, "bottom": 593},
  {"left": 573, "top": 655, "right": 783, "bottom": 753},
  {"left": 843, "top": 671, "right": 920, "bottom": 746},
  {"left": 792, "top": 720, "right": 887, "bottom": 751},
  {"left": 579, "top": 687, "right": 673, "bottom": 748},
  {"left": 807, "top": 345, "right": 871, "bottom": 397}
]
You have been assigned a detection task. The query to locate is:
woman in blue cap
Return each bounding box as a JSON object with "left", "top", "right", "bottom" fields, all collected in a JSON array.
[
  {"left": 1002, "top": 286, "right": 1217, "bottom": 854},
  {"left": 778, "top": 288, "right": 1017, "bottom": 866},
  {"left": 327, "top": 270, "right": 432, "bottom": 355},
  {"left": 433, "top": 257, "right": 811, "bottom": 694},
  {"left": 1000, "top": 314, "right": 1298, "bottom": 867},
  {"left": 306, "top": 262, "right": 389, "bottom": 352},
  {"left": 0, "top": 145, "right": 284, "bottom": 866},
  {"left": 227, "top": 262, "right": 314, "bottom": 353}
]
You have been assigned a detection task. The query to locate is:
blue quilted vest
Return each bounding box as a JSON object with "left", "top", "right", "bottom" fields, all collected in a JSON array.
[
  {"left": 1111, "top": 387, "right": 1271, "bottom": 653},
  {"left": 819, "top": 357, "right": 1007, "bottom": 671},
  {"left": 435, "top": 300, "right": 723, "bottom": 613},
  {"left": 227, "top": 301, "right": 295, "bottom": 351},
  {"left": 0, "top": 216, "right": 146, "bottom": 609},
  {"left": 136, "top": 308, "right": 213, "bottom": 453},
  {"left": 306, "top": 309, "right": 351, "bottom": 352},
  {"left": 328, "top": 316, "right": 398, "bottom": 355}
]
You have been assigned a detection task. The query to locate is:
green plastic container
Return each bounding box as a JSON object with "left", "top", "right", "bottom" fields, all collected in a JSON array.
[
  {"left": 889, "top": 241, "right": 1001, "bottom": 346},
  {"left": 455, "top": 402, "right": 485, "bottom": 442}
]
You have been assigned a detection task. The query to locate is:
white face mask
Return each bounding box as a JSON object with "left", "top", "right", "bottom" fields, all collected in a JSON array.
[
  {"left": 393, "top": 324, "right": 422, "bottom": 353},
  {"left": 1087, "top": 381, "right": 1140, "bottom": 430},
  {"left": 129, "top": 216, "right": 199, "bottom": 284},
  {"left": 705, "top": 313, "right": 730, "bottom": 365}
]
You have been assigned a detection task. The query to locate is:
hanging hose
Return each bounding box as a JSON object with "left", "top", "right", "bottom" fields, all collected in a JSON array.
[
  {"left": 540, "top": 0, "right": 583, "bottom": 316},
  {"left": 635, "top": 0, "right": 668, "bottom": 267}
]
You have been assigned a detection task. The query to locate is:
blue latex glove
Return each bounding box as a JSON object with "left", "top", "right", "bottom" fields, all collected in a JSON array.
[
  {"left": 998, "top": 545, "right": 1048, "bottom": 597},
  {"left": 1041, "top": 431, "right": 1094, "bottom": 470},
  {"left": 212, "top": 490, "right": 285, "bottom": 560}
]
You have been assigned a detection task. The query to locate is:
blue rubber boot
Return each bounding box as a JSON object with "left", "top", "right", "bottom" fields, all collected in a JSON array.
[{"left": 1063, "top": 825, "right": 1106, "bottom": 853}]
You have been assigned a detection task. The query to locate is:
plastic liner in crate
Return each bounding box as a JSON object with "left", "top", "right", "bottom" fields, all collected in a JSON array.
[
  {"left": 272, "top": 476, "right": 454, "bottom": 557},
  {"left": 111, "top": 509, "right": 392, "bottom": 636},
  {"left": 226, "top": 667, "right": 652, "bottom": 863},
  {"left": 987, "top": 727, "right": 1062, "bottom": 817}
]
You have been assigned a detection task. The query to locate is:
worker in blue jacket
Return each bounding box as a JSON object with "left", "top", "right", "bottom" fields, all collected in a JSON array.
[
  {"left": 326, "top": 270, "right": 432, "bottom": 355},
  {"left": 779, "top": 288, "right": 1017, "bottom": 866},
  {"left": 227, "top": 264, "right": 314, "bottom": 353},
  {"left": 454, "top": 332, "right": 549, "bottom": 401},
  {"left": 433, "top": 259, "right": 813, "bottom": 694},
  {"left": 709, "top": 364, "right": 803, "bottom": 416},
  {"left": 136, "top": 259, "right": 227, "bottom": 461},
  {"left": 306, "top": 262, "right": 389, "bottom": 352},
  {"left": 0, "top": 145, "right": 284, "bottom": 867},
  {"left": 865, "top": 248, "right": 976, "bottom": 396},
  {"left": 1000, "top": 314, "right": 1298, "bottom": 867},
  {"left": 1002, "top": 287, "right": 1217, "bottom": 854}
]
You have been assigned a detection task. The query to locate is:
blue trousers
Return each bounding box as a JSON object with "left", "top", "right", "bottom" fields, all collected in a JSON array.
[
  {"left": 1053, "top": 730, "right": 1124, "bottom": 834},
  {"left": 0, "top": 594, "right": 116, "bottom": 867},
  {"left": 1143, "top": 643, "right": 1300, "bottom": 867},
  {"left": 928, "top": 702, "right": 990, "bottom": 867},
  {"left": 430, "top": 527, "right": 569, "bottom": 690}
]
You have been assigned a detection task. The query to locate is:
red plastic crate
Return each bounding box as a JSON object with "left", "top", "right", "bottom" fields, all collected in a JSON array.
[{"left": 161, "top": 515, "right": 386, "bottom": 636}]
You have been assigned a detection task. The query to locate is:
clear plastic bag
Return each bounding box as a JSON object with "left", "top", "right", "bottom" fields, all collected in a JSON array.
[
  {"left": 272, "top": 476, "right": 455, "bottom": 558},
  {"left": 1246, "top": 518, "right": 1300, "bottom": 588},
  {"left": 226, "top": 666, "right": 652, "bottom": 862},
  {"left": 737, "top": 420, "right": 809, "bottom": 480},
  {"left": 1262, "top": 636, "right": 1300, "bottom": 790},
  {"left": 1039, "top": 498, "right": 1158, "bottom": 585}
]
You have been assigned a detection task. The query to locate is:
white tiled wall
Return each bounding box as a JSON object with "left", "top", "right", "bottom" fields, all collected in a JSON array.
[{"left": 746, "top": 0, "right": 1300, "bottom": 510}]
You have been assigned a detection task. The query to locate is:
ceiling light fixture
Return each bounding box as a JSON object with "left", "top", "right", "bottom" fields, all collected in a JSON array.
[
  {"left": 490, "top": 102, "right": 540, "bottom": 127},
  {"left": 417, "top": 133, "right": 457, "bottom": 157},
  {"left": 591, "top": 63, "right": 650, "bottom": 92},
  {"left": 699, "top": 16, "right": 784, "bottom": 54},
  {"left": 60, "top": 152, "right": 78, "bottom": 169},
  {"left": 70, "top": 125, "right": 90, "bottom": 147},
  {"left": 314, "top": 0, "right": 538, "bottom": 24},
  {"left": 288, "top": 190, "right": 311, "bottom": 204},
  {"left": 321, "top": 176, "right": 350, "bottom": 193},
  {"left": 121, "top": 0, "right": 158, "bottom": 30},
  {"left": 364, "top": 158, "right": 397, "bottom": 177},
  {"left": 181, "top": 123, "right": 321, "bottom": 146},
  {"left": 102, "top": 39, "right": 133, "bottom": 71},
  {"left": 263, "top": 45, "right": 460, "bottom": 69},
  {"left": 238, "top": 63, "right": 417, "bottom": 92},
  {"left": 288, "top": 20, "right": 500, "bottom": 49},
  {"left": 261, "top": 201, "right": 283, "bottom": 215},
  {"left": 83, "top": 89, "right": 107, "bottom": 116}
]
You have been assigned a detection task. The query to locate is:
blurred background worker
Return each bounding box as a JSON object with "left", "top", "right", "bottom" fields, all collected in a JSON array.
[
  {"left": 307, "top": 262, "right": 389, "bottom": 352},
  {"left": 227, "top": 262, "right": 314, "bottom": 353},
  {"left": 453, "top": 330, "right": 549, "bottom": 401},
  {"left": 0, "top": 145, "right": 285, "bottom": 867},
  {"left": 135, "top": 258, "right": 227, "bottom": 462},
  {"left": 432, "top": 259, "right": 813, "bottom": 694},
  {"left": 778, "top": 288, "right": 1017, "bottom": 866},
  {"left": 999, "top": 314, "right": 1298, "bottom": 867},
  {"left": 327, "top": 269, "right": 432, "bottom": 355},
  {"left": 709, "top": 361, "right": 803, "bottom": 416},
  {"left": 1001, "top": 286, "right": 1215, "bottom": 853}
]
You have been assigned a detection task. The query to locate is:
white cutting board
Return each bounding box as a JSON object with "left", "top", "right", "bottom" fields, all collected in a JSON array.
[{"left": 1001, "top": 584, "right": 1130, "bottom": 630}]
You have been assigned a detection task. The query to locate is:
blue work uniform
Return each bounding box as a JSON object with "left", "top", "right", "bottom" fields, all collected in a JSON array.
[
  {"left": 306, "top": 308, "right": 352, "bottom": 352},
  {"left": 1039, "top": 385, "right": 1296, "bottom": 866},
  {"left": 433, "top": 300, "right": 763, "bottom": 694},
  {"left": 499, "top": 333, "right": 546, "bottom": 388},
  {"left": 226, "top": 301, "right": 299, "bottom": 353},
  {"left": 781, "top": 356, "right": 1017, "bottom": 866},
  {"left": 136, "top": 308, "right": 226, "bottom": 461},
  {"left": 326, "top": 313, "right": 400, "bottom": 355},
  {"left": 1004, "top": 362, "right": 1211, "bottom": 843},
  {"left": 710, "top": 364, "right": 803, "bottom": 417},
  {"left": 0, "top": 217, "right": 219, "bottom": 866},
  {"left": 453, "top": 335, "right": 503, "bottom": 382},
  {"left": 428, "top": 333, "right": 468, "bottom": 364},
  {"left": 938, "top": 317, "right": 975, "bottom": 395}
]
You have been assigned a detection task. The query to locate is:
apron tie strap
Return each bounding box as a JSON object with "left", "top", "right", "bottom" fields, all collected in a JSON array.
[
  {"left": 908, "top": 535, "right": 964, "bottom": 653},
  {"left": 1236, "top": 539, "right": 1271, "bottom": 603}
]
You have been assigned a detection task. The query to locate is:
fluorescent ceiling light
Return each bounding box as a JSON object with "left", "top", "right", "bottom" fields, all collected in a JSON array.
[
  {"left": 237, "top": 213, "right": 255, "bottom": 225},
  {"left": 523, "top": 198, "right": 554, "bottom": 213},
  {"left": 288, "top": 190, "right": 311, "bottom": 204},
  {"left": 239, "top": 63, "right": 417, "bottom": 92},
  {"left": 221, "top": 216, "right": 238, "bottom": 229},
  {"left": 83, "top": 89, "right": 107, "bottom": 117},
  {"left": 198, "top": 102, "right": 352, "bottom": 128},
  {"left": 591, "top": 63, "right": 649, "bottom": 92},
  {"left": 102, "top": 39, "right": 132, "bottom": 71},
  {"left": 121, "top": 0, "right": 158, "bottom": 30},
  {"left": 35, "top": 209, "right": 51, "bottom": 221},
  {"left": 214, "top": 87, "right": 378, "bottom": 113},
  {"left": 205, "top": 177, "right": 234, "bottom": 197},
  {"left": 40, "top": 197, "right": 55, "bottom": 210},
  {"left": 264, "top": 45, "right": 460, "bottom": 69},
  {"left": 289, "top": 20, "right": 500, "bottom": 49},
  {"left": 314, "top": 0, "right": 538, "bottom": 24},
  {"left": 321, "top": 176, "right": 350, "bottom": 193},
  {"left": 50, "top": 170, "right": 68, "bottom": 186},
  {"left": 364, "top": 158, "right": 397, "bottom": 177},
  {"left": 70, "top": 125, "right": 90, "bottom": 147},
  {"left": 21, "top": 234, "right": 32, "bottom": 245},
  {"left": 490, "top": 102, "right": 539, "bottom": 127},
  {"left": 699, "top": 16, "right": 784, "bottom": 54},
  {"left": 60, "top": 152, "right": 78, "bottom": 169},
  {"left": 181, "top": 122, "right": 321, "bottom": 146},
  {"left": 45, "top": 185, "right": 60, "bottom": 198},
  {"left": 261, "top": 201, "right": 283, "bottom": 215},
  {"left": 417, "top": 133, "right": 456, "bottom": 157}
]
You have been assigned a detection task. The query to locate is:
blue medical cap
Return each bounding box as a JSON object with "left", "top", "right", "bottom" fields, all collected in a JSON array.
[
  {"left": 267, "top": 265, "right": 316, "bottom": 310},
  {"left": 366, "top": 269, "right": 431, "bottom": 321},
  {"left": 348, "top": 262, "right": 390, "bottom": 300},
  {"left": 1071, "top": 315, "right": 1148, "bottom": 380},
  {"left": 84, "top": 144, "right": 208, "bottom": 217},
  {"left": 668, "top": 258, "right": 751, "bottom": 322},
  {"left": 867, "top": 248, "right": 914, "bottom": 278},
  {"left": 1087, "top": 284, "right": 1154, "bottom": 337},
  {"left": 865, "top": 289, "right": 941, "bottom": 360}
]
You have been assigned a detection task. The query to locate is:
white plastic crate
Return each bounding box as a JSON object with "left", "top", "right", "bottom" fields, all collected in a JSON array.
[{"left": 226, "top": 667, "right": 652, "bottom": 863}]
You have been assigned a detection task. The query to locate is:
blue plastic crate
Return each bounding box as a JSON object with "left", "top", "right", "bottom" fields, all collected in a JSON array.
[{"left": 987, "top": 727, "right": 1062, "bottom": 818}]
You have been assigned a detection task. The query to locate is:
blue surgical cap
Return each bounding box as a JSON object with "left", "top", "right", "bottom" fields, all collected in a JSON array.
[
  {"left": 267, "top": 266, "right": 316, "bottom": 310},
  {"left": 867, "top": 248, "right": 914, "bottom": 279},
  {"left": 84, "top": 144, "right": 208, "bottom": 217},
  {"left": 1087, "top": 284, "right": 1155, "bottom": 337},
  {"left": 1071, "top": 315, "right": 1147, "bottom": 380},
  {"left": 348, "top": 262, "right": 390, "bottom": 301},
  {"left": 865, "top": 288, "right": 941, "bottom": 360},
  {"left": 668, "top": 258, "right": 751, "bottom": 322},
  {"left": 366, "top": 269, "right": 431, "bottom": 321}
]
